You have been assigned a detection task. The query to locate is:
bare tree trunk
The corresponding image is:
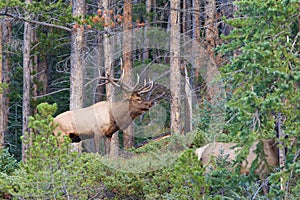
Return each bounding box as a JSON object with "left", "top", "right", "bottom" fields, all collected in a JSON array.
[
  {"left": 182, "top": 0, "right": 193, "bottom": 134},
  {"left": 70, "top": 0, "right": 86, "bottom": 152},
  {"left": 170, "top": 0, "right": 181, "bottom": 134},
  {"left": 93, "top": 25, "right": 105, "bottom": 154},
  {"left": 102, "top": 0, "right": 119, "bottom": 157},
  {"left": 182, "top": 0, "right": 187, "bottom": 35},
  {"left": 22, "top": 0, "right": 33, "bottom": 161},
  {"left": 204, "top": 0, "right": 223, "bottom": 106},
  {"left": 123, "top": 0, "right": 134, "bottom": 149},
  {"left": 1, "top": 20, "right": 12, "bottom": 149},
  {"left": 184, "top": 66, "right": 192, "bottom": 133},
  {"left": 205, "top": 0, "right": 218, "bottom": 60},
  {"left": 143, "top": 0, "right": 151, "bottom": 61},
  {"left": 193, "top": 0, "right": 201, "bottom": 83},
  {"left": 275, "top": 113, "right": 286, "bottom": 191},
  {"left": 31, "top": 28, "right": 38, "bottom": 114},
  {"left": 0, "top": 21, "right": 3, "bottom": 149}
]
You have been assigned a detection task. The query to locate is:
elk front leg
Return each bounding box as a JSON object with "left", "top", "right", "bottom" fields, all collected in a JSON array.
[{"left": 93, "top": 134, "right": 103, "bottom": 154}]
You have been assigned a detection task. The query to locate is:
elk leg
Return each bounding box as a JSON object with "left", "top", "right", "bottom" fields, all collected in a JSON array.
[{"left": 93, "top": 134, "right": 102, "bottom": 153}]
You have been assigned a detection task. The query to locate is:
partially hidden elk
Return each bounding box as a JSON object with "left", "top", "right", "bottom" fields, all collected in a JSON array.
[
  {"left": 195, "top": 139, "right": 279, "bottom": 178},
  {"left": 53, "top": 73, "right": 154, "bottom": 150}
]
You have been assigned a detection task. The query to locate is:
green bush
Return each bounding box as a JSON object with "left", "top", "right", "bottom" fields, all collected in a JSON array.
[
  {"left": 0, "top": 103, "right": 105, "bottom": 199},
  {"left": 2, "top": 102, "right": 298, "bottom": 199},
  {"left": 99, "top": 149, "right": 206, "bottom": 200},
  {"left": 0, "top": 148, "right": 19, "bottom": 175}
]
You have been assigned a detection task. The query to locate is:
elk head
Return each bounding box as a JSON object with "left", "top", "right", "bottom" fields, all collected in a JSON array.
[
  {"left": 101, "top": 71, "right": 154, "bottom": 125},
  {"left": 127, "top": 86, "right": 154, "bottom": 119}
]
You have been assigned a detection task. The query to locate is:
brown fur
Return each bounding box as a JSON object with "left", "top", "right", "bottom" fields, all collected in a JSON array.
[
  {"left": 53, "top": 93, "right": 153, "bottom": 150},
  {"left": 195, "top": 139, "right": 279, "bottom": 176}
]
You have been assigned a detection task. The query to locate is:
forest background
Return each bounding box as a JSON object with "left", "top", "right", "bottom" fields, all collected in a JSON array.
[{"left": 0, "top": 0, "right": 299, "bottom": 199}]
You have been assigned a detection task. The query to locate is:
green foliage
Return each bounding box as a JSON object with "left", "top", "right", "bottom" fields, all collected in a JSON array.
[
  {"left": 218, "top": 0, "right": 300, "bottom": 197},
  {"left": 3, "top": 0, "right": 73, "bottom": 159},
  {"left": 0, "top": 148, "right": 19, "bottom": 175},
  {"left": 0, "top": 103, "right": 104, "bottom": 199},
  {"left": 2, "top": 101, "right": 296, "bottom": 199},
  {"left": 0, "top": 0, "right": 73, "bottom": 26},
  {"left": 161, "top": 149, "right": 206, "bottom": 199},
  {"left": 192, "top": 129, "right": 207, "bottom": 148},
  {"left": 219, "top": 0, "right": 300, "bottom": 138},
  {"left": 0, "top": 83, "right": 8, "bottom": 94},
  {"left": 268, "top": 139, "right": 300, "bottom": 199},
  {"left": 204, "top": 149, "right": 248, "bottom": 199},
  {"left": 100, "top": 149, "right": 206, "bottom": 199}
]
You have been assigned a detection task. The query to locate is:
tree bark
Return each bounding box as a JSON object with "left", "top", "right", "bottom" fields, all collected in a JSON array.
[
  {"left": 184, "top": 66, "right": 192, "bottom": 133},
  {"left": 123, "top": 0, "right": 134, "bottom": 149},
  {"left": 204, "top": 0, "right": 223, "bottom": 106},
  {"left": 193, "top": 0, "right": 201, "bottom": 83},
  {"left": 70, "top": 0, "right": 86, "bottom": 152},
  {"left": 0, "top": 21, "right": 3, "bottom": 149},
  {"left": 275, "top": 113, "right": 286, "bottom": 191},
  {"left": 170, "top": 0, "right": 181, "bottom": 134},
  {"left": 1, "top": 20, "right": 12, "bottom": 150},
  {"left": 102, "top": 0, "right": 119, "bottom": 157},
  {"left": 143, "top": 0, "right": 152, "bottom": 61},
  {"left": 205, "top": 0, "right": 218, "bottom": 60},
  {"left": 31, "top": 28, "right": 38, "bottom": 115},
  {"left": 93, "top": 24, "right": 105, "bottom": 154},
  {"left": 38, "top": 58, "right": 48, "bottom": 96},
  {"left": 22, "top": 0, "right": 33, "bottom": 161}
]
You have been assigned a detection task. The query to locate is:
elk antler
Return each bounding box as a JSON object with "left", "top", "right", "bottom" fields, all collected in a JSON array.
[
  {"left": 100, "top": 71, "right": 153, "bottom": 94},
  {"left": 135, "top": 80, "right": 154, "bottom": 94}
]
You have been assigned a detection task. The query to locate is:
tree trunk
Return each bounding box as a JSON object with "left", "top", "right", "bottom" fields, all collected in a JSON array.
[
  {"left": 102, "top": 0, "right": 119, "bottom": 157},
  {"left": 22, "top": 0, "right": 33, "bottom": 161},
  {"left": 193, "top": 0, "right": 201, "bottom": 83},
  {"left": 205, "top": 0, "right": 218, "bottom": 60},
  {"left": 170, "top": 0, "right": 181, "bottom": 134},
  {"left": 38, "top": 58, "right": 48, "bottom": 96},
  {"left": 275, "top": 113, "right": 286, "bottom": 191},
  {"left": 31, "top": 28, "right": 38, "bottom": 115},
  {"left": 123, "top": 0, "right": 134, "bottom": 149},
  {"left": 184, "top": 66, "right": 192, "bottom": 133},
  {"left": 70, "top": 0, "right": 86, "bottom": 152},
  {"left": 93, "top": 29, "right": 105, "bottom": 154},
  {"left": 1, "top": 20, "right": 12, "bottom": 149},
  {"left": 0, "top": 21, "right": 3, "bottom": 149},
  {"left": 143, "top": 0, "right": 151, "bottom": 61},
  {"left": 183, "top": 0, "right": 192, "bottom": 38}
]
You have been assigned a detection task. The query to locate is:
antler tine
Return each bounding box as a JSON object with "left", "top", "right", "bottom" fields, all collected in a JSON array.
[
  {"left": 132, "top": 73, "right": 140, "bottom": 91},
  {"left": 137, "top": 80, "right": 154, "bottom": 94},
  {"left": 107, "top": 73, "right": 122, "bottom": 88},
  {"left": 118, "top": 70, "right": 137, "bottom": 93},
  {"left": 100, "top": 71, "right": 152, "bottom": 94},
  {"left": 99, "top": 72, "right": 132, "bottom": 92}
]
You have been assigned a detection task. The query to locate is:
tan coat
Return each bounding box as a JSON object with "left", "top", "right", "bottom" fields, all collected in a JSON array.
[{"left": 195, "top": 139, "right": 279, "bottom": 176}]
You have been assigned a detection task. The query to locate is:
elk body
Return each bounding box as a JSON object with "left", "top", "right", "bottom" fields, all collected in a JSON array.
[
  {"left": 53, "top": 73, "right": 154, "bottom": 150},
  {"left": 195, "top": 139, "right": 279, "bottom": 177}
]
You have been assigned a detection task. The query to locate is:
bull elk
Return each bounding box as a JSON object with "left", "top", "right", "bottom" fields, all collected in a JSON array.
[
  {"left": 195, "top": 139, "right": 279, "bottom": 177},
  {"left": 53, "top": 72, "right": 154, "bottom": 149}
]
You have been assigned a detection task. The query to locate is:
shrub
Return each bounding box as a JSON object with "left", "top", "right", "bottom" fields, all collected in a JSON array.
[{"left": 0, "top": 103, "right": 105, "bottom": 199}]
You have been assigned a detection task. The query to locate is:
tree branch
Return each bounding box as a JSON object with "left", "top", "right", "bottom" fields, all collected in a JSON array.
[
  {"left": 0, "top": 12, "right": 71, "bottom": 32},
  {"left": 35, "top": 88, "right": 70, "bottom": 98}
]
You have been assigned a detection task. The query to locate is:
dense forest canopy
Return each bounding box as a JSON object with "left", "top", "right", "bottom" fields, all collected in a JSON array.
[{"left": 0, "top": 0, "right": 299, "bottom": 199}]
